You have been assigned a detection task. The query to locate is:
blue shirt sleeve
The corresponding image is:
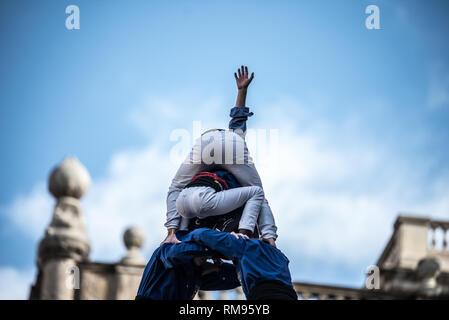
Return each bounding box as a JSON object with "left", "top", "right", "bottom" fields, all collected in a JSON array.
[
  {"left": 182, "top": 228, "right": 246, "bottom": 259},
  {"left": 159, "top": 242, "right": 212, "bottom": 269},
  {"left": 229, "top": 106, "right": 254, "bottom": 135}
]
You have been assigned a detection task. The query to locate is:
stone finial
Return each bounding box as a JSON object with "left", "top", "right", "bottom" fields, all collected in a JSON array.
[
  {"left": 49, "top": 157, "right": 91, "bottom": 199},
  {"left": 37, "top": 157, "right": 91, "bottom": 267},
  {"left": 120, "top": 226, "right": 145, "bottom": 265}
]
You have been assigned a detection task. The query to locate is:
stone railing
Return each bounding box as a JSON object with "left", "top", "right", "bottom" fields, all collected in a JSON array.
[
  {"left": 377, "top": 215, "right": 449, "bottom": 272},
  {"left": 293, "top": 283, "right": 360, "bottom": 300},
  {"left": 197, "top": 283, "right": 363, "bottom": 300},
  {"left": 196, "top": 282, "right": 396, "bottom": 300},
  {"left": 428, "top": 219, "right": 449, "bottom": 252}
]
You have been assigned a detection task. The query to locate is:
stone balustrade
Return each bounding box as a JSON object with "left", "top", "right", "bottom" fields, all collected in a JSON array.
[
  {"left": 196, "top": 281, "right": 399, "bottom": 300},
  {"left": 428, "top": 219, "right": 449, "bottom": 252}
]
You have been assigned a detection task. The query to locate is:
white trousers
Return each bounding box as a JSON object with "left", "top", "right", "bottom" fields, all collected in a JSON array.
[
  {"left": 166, "top": 130, "right": 278, "bottom": 239},
  {"left": 176, "top": 186, "right": 265, "bottom": 233}
]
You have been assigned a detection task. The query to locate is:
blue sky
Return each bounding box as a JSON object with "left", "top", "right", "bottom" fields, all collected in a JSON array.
[{"left": 1, "top": 0, "right": 449, "bottom": 299}]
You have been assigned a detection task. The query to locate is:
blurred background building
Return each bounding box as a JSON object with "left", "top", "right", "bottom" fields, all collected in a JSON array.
[
  {"left": 2, "top": 0, "right": 449, "bottom": 300},
  {"left": 29, "top": 158, "right": 449, "bottom": 300}
]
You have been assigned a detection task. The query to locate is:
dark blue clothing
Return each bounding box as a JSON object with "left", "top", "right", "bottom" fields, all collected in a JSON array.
[
  {"left": 177, "top": 228, "right": 294, "bottom": 297},
  {"left": 136, "top": 241, "right": 240, "bottom": 300},
  {"left": 229, "top": 106, "right": 253, "bottom": 133},
  {"left": 210, "top": 169, "right": 242, "bottom": 189}
]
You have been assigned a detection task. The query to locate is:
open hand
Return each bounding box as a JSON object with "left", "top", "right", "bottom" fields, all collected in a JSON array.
[
  {"left": 230, "top": 231, "right": 249, "bottom": 239},
  {"left": 260, "top": 238, "right": 277, "bottom": 248},
  {"left": 160, "top": 231, "right": 181, "bottom": 246},
  {"left": 234, "top": 65, "right": 254, "bottom": 90}
]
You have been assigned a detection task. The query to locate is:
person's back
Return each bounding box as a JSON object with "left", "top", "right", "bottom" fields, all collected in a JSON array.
[
  {"left": 236, "top": 238, "right": 293, "bottom": 297},
  {"left": 177, "top": 228, "right": 297, "bottom": 300},
  {"left": 137, "top": 244, "right": 202, "bottom": 300},
  {"left": 136, "top": 241, "right": 239, "bottom": 300}
]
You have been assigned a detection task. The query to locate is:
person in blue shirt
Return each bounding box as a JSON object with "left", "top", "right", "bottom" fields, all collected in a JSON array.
[
  {"left": 179, "top": 228, "right": 297, "bottom": 300},
  {"left": 137, "top": 228, "right": 297, "bottom": 300},
  {"left": 136, "top": 239, "right": 240, "bottom": 300}
]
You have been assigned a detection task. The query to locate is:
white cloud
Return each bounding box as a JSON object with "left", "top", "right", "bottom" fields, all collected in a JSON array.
[
  {"left": 254, "top": 110, "right": 449, "bottom": 270},
  {"left": 0, "top": 267, "right": 35, "bottom": 300},
  {"left": 83, "top": 145, "right": 178, "bottom": 261},
  {"left": 3, "top": 94, "right": 449, "bottom": 298},
  {"left": 4, "top": 182, "right": 54, "bottom": 243}
]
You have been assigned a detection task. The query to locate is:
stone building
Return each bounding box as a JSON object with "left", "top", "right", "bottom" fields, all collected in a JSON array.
[{"left": 29, "top": 158, "right": 449, "bottom": 300}]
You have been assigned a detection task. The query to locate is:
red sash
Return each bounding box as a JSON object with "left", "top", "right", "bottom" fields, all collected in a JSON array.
[{"left": 191, "top": 172, "right": 229, "bottom": 190}]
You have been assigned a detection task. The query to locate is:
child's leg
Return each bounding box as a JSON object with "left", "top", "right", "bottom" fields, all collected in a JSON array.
[
  {"left": 199, "top": 185, "right": 264, "bottom": 233},
  {"left": 220, "top": 163, "right": 277, "bottom": 239},
  {"left": 176, "top": 186, "right": 212, "bottom": 219},
  {"left": 176, "top": 185, "right": 264, "bottom": 233}
]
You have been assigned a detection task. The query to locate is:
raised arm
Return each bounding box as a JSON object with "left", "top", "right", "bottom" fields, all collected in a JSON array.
[
  {"left": 234, "top": 65, "right": 254, "bottom": 107},
  {"left": 229, "top": 66, "right": 254, "bottom": 138}
]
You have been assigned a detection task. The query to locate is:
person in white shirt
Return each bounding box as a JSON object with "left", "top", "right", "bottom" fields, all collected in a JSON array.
[{"left": 162, "top": 66, "right": 278, "bottom": 247}]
